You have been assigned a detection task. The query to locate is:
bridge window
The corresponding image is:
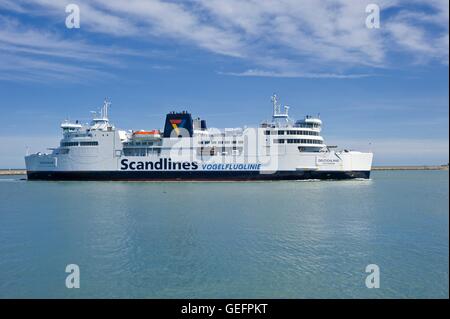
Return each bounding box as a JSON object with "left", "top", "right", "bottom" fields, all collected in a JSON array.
[
  {"left": 60, "top": 142, "right": 79, "bottom": 147},
  {"left": 80, "top": 141, "right": 99, "bottom": 146}
]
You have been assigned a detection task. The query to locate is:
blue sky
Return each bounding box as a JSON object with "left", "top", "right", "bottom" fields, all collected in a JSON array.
[{"left": 0, "top": 0, "right": 448, "bottom": 167}]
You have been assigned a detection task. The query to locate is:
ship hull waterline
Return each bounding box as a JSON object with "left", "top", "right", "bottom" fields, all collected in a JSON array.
[{"left": 26, "top": 170, "right": 370, "bottom": 181}]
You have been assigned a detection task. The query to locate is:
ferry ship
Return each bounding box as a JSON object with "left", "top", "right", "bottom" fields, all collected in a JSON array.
[{"left": 25, "top": 95, "right": 373, "bottom": 181}]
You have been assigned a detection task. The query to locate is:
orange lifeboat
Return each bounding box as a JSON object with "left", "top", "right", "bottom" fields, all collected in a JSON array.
[{"left": 132, "top": 130, "right": 161, "bottom": 140}]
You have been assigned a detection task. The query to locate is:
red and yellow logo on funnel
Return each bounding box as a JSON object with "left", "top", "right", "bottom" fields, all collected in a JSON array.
[{"left": 169, "top": 119, "right": 184, "bottom": 135}]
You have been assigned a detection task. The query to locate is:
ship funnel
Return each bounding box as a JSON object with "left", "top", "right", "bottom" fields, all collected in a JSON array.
[{"left": 163, "top": 111, "right": 194, "bottom": 138}]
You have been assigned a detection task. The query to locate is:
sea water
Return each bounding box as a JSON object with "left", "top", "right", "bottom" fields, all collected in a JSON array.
[{"left": 0, "top": 171, "right": 448, "bottom": 298}]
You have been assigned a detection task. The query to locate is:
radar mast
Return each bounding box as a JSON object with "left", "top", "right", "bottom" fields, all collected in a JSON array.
[{"left": 271, "top": 93, "right": 290, "bottom": 123}]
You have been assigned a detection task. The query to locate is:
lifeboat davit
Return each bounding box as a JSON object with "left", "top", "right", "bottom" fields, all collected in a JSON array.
[{"left": 132, "top": 130, "right": 161, "bottom": 140}]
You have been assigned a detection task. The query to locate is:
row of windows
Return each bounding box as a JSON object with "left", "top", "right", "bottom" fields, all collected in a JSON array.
[
  {"left": 123, "top": 148, "right": 162, "bottom": 156},
  {"left": 264, "top": 130, "right": 319, "bottom": 136},
  {"left": 61, "top": 142, "right": 78, "bottom": 147},
  {"left": 60, "top": 141, "right": 98, "bottom": 147},
  {"left": 67, "top": 133, "right": 110, "bottom": 137},
  {"left": 122, "top": 147, "right": 244, "bottom": 157},
  {"left": 200, "top": 140, "right": 243, "bottom": 145},
  {"left": 274, "top": 139, "right": 323, "bottom": 145},
  {"left": 80, "top": 141, "right": 99, "bottom": 146},
  {"left": 124, "top": 141, "right": 156, "bottom": 146},
  {"left": 199, "top": 147, "right": 243, "bottom": 156},
  {"left": 296, "top": 123, "right": 320, "bottom": 128},
  {"left": 63, "top": 132, "right": 93, "bottom": 138}
]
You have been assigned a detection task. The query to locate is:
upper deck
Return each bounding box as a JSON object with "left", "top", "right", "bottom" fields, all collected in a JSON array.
[{"left": 50, "top": 95, "right": 328, "bottom": 158}]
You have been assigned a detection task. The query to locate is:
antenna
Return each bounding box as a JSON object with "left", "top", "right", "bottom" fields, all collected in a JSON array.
[
  {"left": 102, "top": 98, "right": 111, "bottom": 120},
  {"left": 271, "top": 93, "right": 289, "bottom": 122},
  {"left": 271, "top": 93, "right": 280, "bottom": 117}
]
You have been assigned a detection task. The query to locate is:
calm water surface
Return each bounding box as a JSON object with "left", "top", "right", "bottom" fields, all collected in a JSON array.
[{"left": 0, "top": 171, "right": 448, "bottom": 298}]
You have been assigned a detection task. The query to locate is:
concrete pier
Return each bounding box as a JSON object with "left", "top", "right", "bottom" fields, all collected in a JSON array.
[
  {"left": 0, "top": 169, "right": 26, "bottom": 175},
  {"left": 372, "top": 165, "right": 448, "bottom": 171}
]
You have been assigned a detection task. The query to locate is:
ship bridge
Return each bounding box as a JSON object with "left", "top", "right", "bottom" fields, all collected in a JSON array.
[
  {"left": 261, "top": 94, "right": 325, "bottom": 152},
  {"left": 90, "top": 99, "right": 114, "bottom": 131},
  {"left": 60, "top": 121, "right": 82, "bottom": 132}
]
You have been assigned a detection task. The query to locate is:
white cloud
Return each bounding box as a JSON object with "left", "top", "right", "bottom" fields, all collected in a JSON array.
[
  {"left": 219, "top": 69, "right": 373, "bottom": 79},
  {"left": 0, "top": 0, "right": 26, "bottom": 12},
  {"left": 0, "top": 0, "right": 448, "bottom": 81},
  {"left": 385, "top": 0, "right": 449, "bottom": 64},
  {"left": 0, "top": 14, "right": 142, "bottom": 82}
]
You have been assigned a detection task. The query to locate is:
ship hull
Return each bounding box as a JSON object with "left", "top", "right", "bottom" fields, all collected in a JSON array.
[{"left": 26, "top": 170, "right": 370, "bottom": 181}]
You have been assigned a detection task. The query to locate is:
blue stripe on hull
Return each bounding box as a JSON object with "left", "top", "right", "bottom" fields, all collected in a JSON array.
[{"left": 27, "top": 170, "right": 370, "bottom": 181}]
